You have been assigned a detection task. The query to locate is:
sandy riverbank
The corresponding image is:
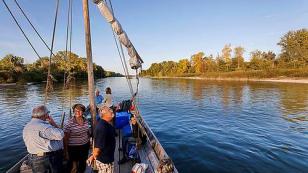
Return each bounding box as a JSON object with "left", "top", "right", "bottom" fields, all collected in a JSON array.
[{"left": 150, "top": 76, "right": 308, "bottom": 84}]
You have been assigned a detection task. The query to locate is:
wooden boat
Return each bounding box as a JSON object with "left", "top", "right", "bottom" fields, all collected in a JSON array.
[
  {"left": 7, "top": 113, "right": 178, "bottom": 173},
  {"left": 5, "top": 0, "right": 178, "bottom": 173}
]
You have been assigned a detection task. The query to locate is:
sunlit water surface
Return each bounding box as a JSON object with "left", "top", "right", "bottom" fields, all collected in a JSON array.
[{"left": 1, "top": 78, "right": 308, "bottom": 173}]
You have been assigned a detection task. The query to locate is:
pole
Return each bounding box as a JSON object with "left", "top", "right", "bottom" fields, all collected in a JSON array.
[{"left": 82, "top": 0, "right": 96, "bottom": 133}]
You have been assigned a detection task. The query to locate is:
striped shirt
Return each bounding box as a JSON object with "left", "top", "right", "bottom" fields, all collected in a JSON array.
[
  {"left": 64, "top": 117, "right": 90, "bottom": 146},
  {"left": 23, "top": 118, "right": 64, "bottom": 154}
]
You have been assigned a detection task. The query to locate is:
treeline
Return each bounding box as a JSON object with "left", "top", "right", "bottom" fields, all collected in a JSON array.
[
  {"left": 142, "top": 29, "right": 308, "bottom": 78},
  {"left": 105, "top": 71, "right": 124, "bottom": 77},
  {"left": 0, "top": 51, "right": 107, "bottom": 83}
]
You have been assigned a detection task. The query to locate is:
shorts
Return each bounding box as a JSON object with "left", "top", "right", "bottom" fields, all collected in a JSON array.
[{"left": 95, "top": 160, "right": 114, "bottom": 173}]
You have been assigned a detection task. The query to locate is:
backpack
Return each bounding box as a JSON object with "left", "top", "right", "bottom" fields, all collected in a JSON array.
[{"left": 119, "top": 100, "right": 132, "bottom": 112}]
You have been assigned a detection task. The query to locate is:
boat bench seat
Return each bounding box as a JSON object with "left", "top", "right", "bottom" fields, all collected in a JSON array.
[{"left": 137, "top": 141, "right": 159, "bottom": 173}]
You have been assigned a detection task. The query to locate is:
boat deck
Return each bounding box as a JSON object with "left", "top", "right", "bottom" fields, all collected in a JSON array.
[{"left": 7, "top": 113, "right": 177, "bottom": 173}]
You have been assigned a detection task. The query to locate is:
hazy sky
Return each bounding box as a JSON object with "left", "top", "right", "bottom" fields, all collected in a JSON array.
[{"left": 1, "top": 0, "right": 307, "bottom": 73}]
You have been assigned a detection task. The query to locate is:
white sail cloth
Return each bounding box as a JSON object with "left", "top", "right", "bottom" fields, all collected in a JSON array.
[{"left": 94, "top": 0, "right": 143, "bottom": 69}]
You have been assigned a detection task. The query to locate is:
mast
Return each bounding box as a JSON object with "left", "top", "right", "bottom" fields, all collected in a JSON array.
[{"left": 82, "top": 0, "right": 96, "bottom": 129}]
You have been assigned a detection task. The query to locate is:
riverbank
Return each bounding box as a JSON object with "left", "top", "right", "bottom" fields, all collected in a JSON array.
[{"left": 151, "top": 76, "right": 308, "bottom": 84}]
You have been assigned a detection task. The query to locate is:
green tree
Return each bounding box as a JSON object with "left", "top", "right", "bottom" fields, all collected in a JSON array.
[
  {"left": 161, "top": 61, "right": 177, "bottom": 76},
  {"left": 263, "top": 51, "right": 276, "bottom": 68},
  {"left": 249, "top": 50, "right": 263, "bottom": 70},
  {"left": 0, "top": 54, "right": 24, "bottom": 72},
  {"left": 191, "top": 52, "right": 205, "bottom": 73},
  {"left": 32, "top": 57, "right": 50, "bottom": 71},
  {"left": 204, "top": 54, "right": 217, "bottom": 72},
  {"left": 145, "top": 63, "right": 162, "bottom": 76},
  {"left": 216, "top": 53, "right": 225, "bottom": 72},
  {"left": 278, "top": 28, "right": 308, "bottom": 68},
  {"left": 233, "top": 46, "right": 245, "bottom": 69},
  {"left": 249, "top": 50, "right": 276, "bottom": 70},
  {"left": 177, "top": 59, "right": 191, "bottom": 74},
  {"left": 222, "top": 44, "right": 232, "bottom": 71}
]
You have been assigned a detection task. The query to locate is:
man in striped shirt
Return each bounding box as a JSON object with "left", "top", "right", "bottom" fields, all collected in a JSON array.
[{"left": 23, "top": 105, "right": 64, "bottom": 173}]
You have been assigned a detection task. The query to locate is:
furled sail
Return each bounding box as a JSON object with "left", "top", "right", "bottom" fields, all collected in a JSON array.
[{"left": 93, "top": 0, "right": 144, "bottom": 69}]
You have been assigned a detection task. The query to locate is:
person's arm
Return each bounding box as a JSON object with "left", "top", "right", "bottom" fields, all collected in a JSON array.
[
  {"left": 46, "top": 115, "right": 59, "bottom": 128},
  {"left": 87, "top": 147, "right": 101, "bottom": 164},
  {"left": 40, "top": 115, "right": 64, "bottom": 140},
  {"left": 40, "top": 126, "right": 64, "bottom": 140}
]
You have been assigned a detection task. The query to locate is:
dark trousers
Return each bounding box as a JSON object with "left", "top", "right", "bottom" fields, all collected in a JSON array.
[
  {"left": 29, "top": 150, "right": 63, "bottom": 173},
  {"left": 67, "top": 142, "right": 90, "bottom": 173},
  {"left": 121, "top": 136, "right": 136, "bottom": 158}
]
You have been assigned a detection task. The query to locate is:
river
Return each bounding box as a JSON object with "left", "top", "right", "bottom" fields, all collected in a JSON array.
[{"left": 1, "top": 78, "right": 308, "bottom": 173}]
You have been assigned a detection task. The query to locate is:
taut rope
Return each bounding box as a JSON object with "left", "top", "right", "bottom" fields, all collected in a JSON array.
[{"left": 44, "top": 0, "right": 60, "bottom": 104}]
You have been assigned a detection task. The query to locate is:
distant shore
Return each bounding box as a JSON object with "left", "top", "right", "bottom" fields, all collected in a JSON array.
[{"left": 150, "top": 76, "right": 308, "bottom": 84}]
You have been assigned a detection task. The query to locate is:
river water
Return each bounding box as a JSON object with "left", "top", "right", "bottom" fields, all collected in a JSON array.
[{"left": 1, "top": 78, "right": 308, "bottom": 173}]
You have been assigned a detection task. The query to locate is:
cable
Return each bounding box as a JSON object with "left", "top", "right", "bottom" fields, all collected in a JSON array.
[
  {"left": 14, "top": 0, "right": 56, "bottom": 57},
  {"left": 64, "top": 0, "right": 70, "bottom": 88},
  {"left": 2, "top": 0, "right": 41, "bottom": 59},
  {"left": 44, "top": 0, "right": 60, "bottom": 104},
  {"left": 107, "top": 0, "right": 134, "bottom": 96},
  {"left": 69, "top": 0, "right": 73, "bottom": 116}
]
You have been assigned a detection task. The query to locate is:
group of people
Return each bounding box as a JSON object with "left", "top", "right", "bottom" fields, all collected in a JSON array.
[{"left": 23, "top": 87, "right": 118, "bottom": 173}]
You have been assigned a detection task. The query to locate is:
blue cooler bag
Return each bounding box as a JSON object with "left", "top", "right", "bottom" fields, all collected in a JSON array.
[
  {"left": 115, "top": 112, "right": 130, "bottom": 129},
  {"left": 122, "top": 124, "right": 132, "bottom": 137}
]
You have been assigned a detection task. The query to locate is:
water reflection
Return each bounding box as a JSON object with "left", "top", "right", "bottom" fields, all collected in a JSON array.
[
  {"left": 277, "top": 84, "right": 308, "bottom": 123},
  {"left": 155, "top": 79, "right": 308, "bottom": 124},
  {"left": 0, "top": 85, "right": 28, "bottom": 107},
  {"left": 1, "top": 78, "right": 308, "bottom": 173}
]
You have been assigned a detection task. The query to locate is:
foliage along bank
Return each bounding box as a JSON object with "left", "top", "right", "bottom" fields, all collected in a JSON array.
[
  {"left": 141, "top": 29, "right": 308, "bottom": 79},
  {"left": 0, "top": 51, "right": 116, "bottom": 83}
]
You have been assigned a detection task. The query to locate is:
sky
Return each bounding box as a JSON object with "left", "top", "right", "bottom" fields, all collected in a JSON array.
[{"left": 0, "top": 0, "right": 307, "bottom": 73}]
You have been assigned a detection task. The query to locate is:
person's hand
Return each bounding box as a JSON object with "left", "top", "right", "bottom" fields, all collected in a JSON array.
[
  {"left": 46, "top": 115, "right": 58, "bottom": 128},
  {"left": 87, "top": 155, "right": 95, "bottom": 166}
]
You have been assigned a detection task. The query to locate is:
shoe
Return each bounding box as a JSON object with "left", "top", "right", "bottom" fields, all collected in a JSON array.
[{"left": 118, "top": 157, "right": 128, "bottom": 165}]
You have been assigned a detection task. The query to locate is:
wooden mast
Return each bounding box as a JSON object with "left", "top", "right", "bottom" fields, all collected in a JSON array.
[{"left": 82, "top": 0, "right": 96, "bottom": 129}]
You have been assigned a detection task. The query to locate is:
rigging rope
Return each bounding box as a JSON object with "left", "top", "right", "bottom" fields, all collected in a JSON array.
[
  {"left": 69, "top": 0, "right": 73, "bottom": 117},
  {"left": 44, "top": 0, "right": 60, "bottom": 104},
  {"left": 110, "top": 29, "right": 134, "bottom": 95},
  {"left": 105, "top": 0, "right": 148, "bottom": 157},
  {"left": 107, "top": 0, "right": 135, "bottom": 96},
  {"left": 2, "top": 0, "right": 41, "bottom": 59},
  {"left": 64, "top": 0, "right": 73, "bottom": 116},
  {"left": 64, "top": 0, "right": 71, "bottom": 87},
  {"left": 14, "top": 0, "right": 56, "bottom": 57}
]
